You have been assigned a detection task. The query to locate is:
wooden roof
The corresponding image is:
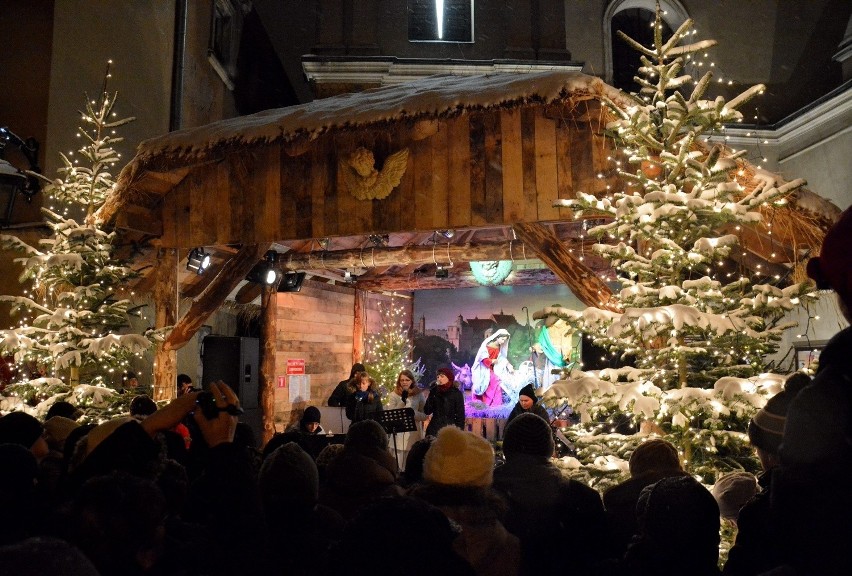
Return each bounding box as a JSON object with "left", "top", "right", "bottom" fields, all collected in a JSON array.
[{"left": 102, "top": 71, "right": 840, "bottom": 350}]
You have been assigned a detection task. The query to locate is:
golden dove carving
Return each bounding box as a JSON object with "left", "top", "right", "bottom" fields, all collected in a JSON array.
[{"left": 341, "top": 146, "right": 410, "bottom": 201}]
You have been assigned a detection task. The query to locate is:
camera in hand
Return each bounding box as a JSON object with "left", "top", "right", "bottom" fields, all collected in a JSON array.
[{"left": 196, "top": 391, "right": 220, "bottom": 420}]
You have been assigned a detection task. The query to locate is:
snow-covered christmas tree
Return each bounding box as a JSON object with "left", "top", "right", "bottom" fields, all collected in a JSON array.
[
  {"left": 538, "top": 8, "right": 814, "bottom": 487},
  {"left": 363, "top": 297, "right": 424, "bottom": 400},
  {"left": 0, "top": 64, "right": 160, "bottom": 421}
]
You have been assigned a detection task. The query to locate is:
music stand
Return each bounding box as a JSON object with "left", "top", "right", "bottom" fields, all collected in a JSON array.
[{"left": 378, "top": 408, "right": 417, "bottom": 464}]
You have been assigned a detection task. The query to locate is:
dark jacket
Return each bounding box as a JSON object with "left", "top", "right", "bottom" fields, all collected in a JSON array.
[
  {"left": 424, "top": 384, "right": 466, "bottom": 436},
  {"left": 327, "top": 380, "right": 350, "bottom": 407},
  {"left": 772, "top": 326, "right": 852, "bottom": 575},
  {"left": 345, "top": 390, "right": 383, "bottom": 423},
  {"left": 602, "top": 468, "right": 690, "bottom": 560},
  {"left": 493, "top": 453, "right": 609, "bottom": 575}
]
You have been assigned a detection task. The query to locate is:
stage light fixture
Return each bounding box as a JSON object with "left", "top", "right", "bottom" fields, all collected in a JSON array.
[
  {"left": 186, "top": 247, "right": 211, "bottom": 274},
  {"left": 245, "top": 251, "right": 280, "bottom": 285},
  {"left": 278, "top": 271, "right": 306, "bottom": 292},
  {"left": 435, "top": 265, "right": 449, "bottom": 279},
  {"left": 435, "top": 229, "right": 455, "bottom": 239}
]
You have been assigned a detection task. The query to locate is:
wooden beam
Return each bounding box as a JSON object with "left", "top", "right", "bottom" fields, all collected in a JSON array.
[
  {"left": 513, "top": 222, "right": 618, "bottom": 311},
  {"left": 115, "top": 203, "right": 163, "bottom": 236},
  {"left": 152, "top": 248, "right": 178, "bottom": 401},
  {"left": 283, "top": 239, "right": 552, "bottom": 270},
  {"left": 164, "top": 243, "right": 272, "bottom": 350},
  {"left": 354, "top": 266, "right": 570, "bottom": 291},
  {"left": 259, "top": 285, "right": 277, "bottom": 446}
]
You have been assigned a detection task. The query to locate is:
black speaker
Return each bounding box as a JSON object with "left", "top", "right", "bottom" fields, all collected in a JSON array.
[{"left": 201, "top": 336, "right": 261, "bottom": 441}]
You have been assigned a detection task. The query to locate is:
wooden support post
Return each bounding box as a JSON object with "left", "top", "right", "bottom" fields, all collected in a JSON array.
[
  {"left": 353, "top": 288, "right": 366, "bottom": 364},
  {"left": 259, "top": 284, "right": 277, "bottom": 446},
  {"left": 153, "top": 248, "right": 178, "bottom": 401}
]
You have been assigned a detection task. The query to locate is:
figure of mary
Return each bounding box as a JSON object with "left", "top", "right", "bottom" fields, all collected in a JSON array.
[{"left": 471, "top": 328, "right": 513, "bottom": 407}]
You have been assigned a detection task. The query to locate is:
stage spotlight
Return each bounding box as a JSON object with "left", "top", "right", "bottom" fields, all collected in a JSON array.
[
  {"left": 435, "top": 265, "right": 449, "bottom": 279},
  {"left": 278, "top": 271, "right": 306, "bottom": 292},
  {"left": 246, "top": 251, "right": 280, "bottom": 285},
  {"left": 435, "top": 229, "right": 455, "bottom": 239},
  {"left": 186, "top": 247, "right": 211, "bottom": 275}
]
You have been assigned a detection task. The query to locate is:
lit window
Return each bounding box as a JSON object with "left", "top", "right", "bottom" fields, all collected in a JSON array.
[{"left": 408, "top": 0, "right": 473, "bottom": 43}]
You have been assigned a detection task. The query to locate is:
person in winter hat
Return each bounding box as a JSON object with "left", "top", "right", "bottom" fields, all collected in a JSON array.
[
  {"left": 771, "top": 206, "right": 852, "bottom": 575},
  {"left": 411, "top": 426, "right": 521, "bottom": 576},
  {"left": 712, "top": 471, "right": 759, "bottom": 524},
  {"left": 494, "top": 413, "right": 608, "bottom": 574},
  {"left": 0, "top": 411, "right": 49, "bottom": 462},
  {"left": 504, "top": 383, "right": 549, "bottom": 427},
  {"left": 424, "top": 367, "right": 466, "bottom": 436},
  {"left": 624, "top": 476, "right": 721, "bottom": 576},
  {"left": 602, "top": 438, "right": 689, "bottom": 559},
  {"left": 298, "top": 406, "right": 324, "bottom": 434}
]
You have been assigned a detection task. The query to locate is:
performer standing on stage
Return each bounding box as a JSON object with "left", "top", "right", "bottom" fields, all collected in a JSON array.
[
  {"left": 385, "top": 369, "right": 427, "bottom": 470},
  {"left": 472, "top": 329, "right": 514, "bottom": 407}
]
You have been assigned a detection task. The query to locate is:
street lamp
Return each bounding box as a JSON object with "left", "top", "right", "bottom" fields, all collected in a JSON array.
[{"left": 0, "top": 126, "right": 41, "bottom": 227}]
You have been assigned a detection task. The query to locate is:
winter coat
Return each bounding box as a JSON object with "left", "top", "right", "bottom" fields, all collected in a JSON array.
[
  {"left": 424, "top": 384, "right": 466, "bottom": 436},
  {"left": 493, "top": 453, "right": 609, "bottom": 575},
  {"left": 772, "top": 326, "right": 852, "bottom": 575},
  {"left": 319, "top": 444, "right": 402, "bottom": 520},
  {"left": 411, "top": 483, "right": 521, "bottom": 576},
  {"left": 385, "top": 388, "right": 427, "bottom": 470},
  {"left": 601, "top": 468, "right": 690, "bottom": 560},
  {"left": 345, "top": 390, "right": 383, "bottom": 423},
  {"left": 327, "top": 380, "right": 350, "bottom": 407}
]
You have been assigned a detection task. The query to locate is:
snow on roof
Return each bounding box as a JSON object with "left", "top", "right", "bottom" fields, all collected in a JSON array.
[{"left": 134, "top": 71, "right": 622, "bottom": 165}]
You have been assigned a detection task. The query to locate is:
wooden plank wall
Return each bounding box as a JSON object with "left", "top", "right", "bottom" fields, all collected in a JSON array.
[
  {"left": 160, "top": 100, "right": 614, "bottom": 249},
  {"left": 270, "top": 280, "right": 413, "bottom": 430}
]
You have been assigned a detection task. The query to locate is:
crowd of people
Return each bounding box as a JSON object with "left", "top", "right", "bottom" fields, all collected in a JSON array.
[{"left": 1, "top": 207, "right": 850, "bottom": 575}]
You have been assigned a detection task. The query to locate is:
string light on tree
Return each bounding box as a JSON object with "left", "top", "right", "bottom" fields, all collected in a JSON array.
[
  {"left": 0, "top": 62, "right": 163, "bottom": 422},
  {"left": 540, "top": 6, "right": 814, "bottom": 489}
]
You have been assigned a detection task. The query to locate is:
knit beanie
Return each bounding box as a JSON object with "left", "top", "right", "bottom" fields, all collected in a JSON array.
[
  {"left": 43, "top": 416, "right": 80, "bottom": 449},
  {"left": 712, "top": 471, "right": 759, "bottom": 521},
  {"left": 259, "top": 442, "right": 319, "bottom": 513},
  {"left": 502, "top": 413, "right": 554, "bottom": 459},
  {"left": 45, "top": 401, "right": 82, "bottom": 421},
  {"left": 0, "top": 411, "right": 44, "bottom": 449},
  {"left": 807, "top": 206, "right": 852, "bottom": 305},
  {"left": 301, "top": 406, "right": 322, "bottom": 425},
  {"left": 518, "top": 383, "right": 537, "bottom": 401},
  {"left": 748, "top": 372, "right": 810, "bottom": 454},
  {"left": 423, "top": 426, "right": 494, "bottom": 487},
  {"left": 83, "top": 416, "right": 137, "bottom": 459},
  {"left": 629, "top": 438, "right": 682, "bottom": 477},
  {"left": 436, "top": 367, "right": 455, "bottom": 382}
]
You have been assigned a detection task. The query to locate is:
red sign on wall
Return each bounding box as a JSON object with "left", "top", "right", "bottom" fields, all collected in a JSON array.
[
  {"left": 286, "top": 359, "right": 305, "bottom": 375},
  {"left": 277, "top": 376, "right": 286, "bottom": 388}
]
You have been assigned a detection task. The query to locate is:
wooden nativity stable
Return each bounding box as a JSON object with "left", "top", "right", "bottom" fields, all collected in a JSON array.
[{"left": 101, "top": 71, "right": 839, "bottom": 442}]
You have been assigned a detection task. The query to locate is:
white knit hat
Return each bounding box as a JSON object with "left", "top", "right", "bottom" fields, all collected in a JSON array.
[{"left": 423, "top": 426, "right": 494, "bottom": 487}]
